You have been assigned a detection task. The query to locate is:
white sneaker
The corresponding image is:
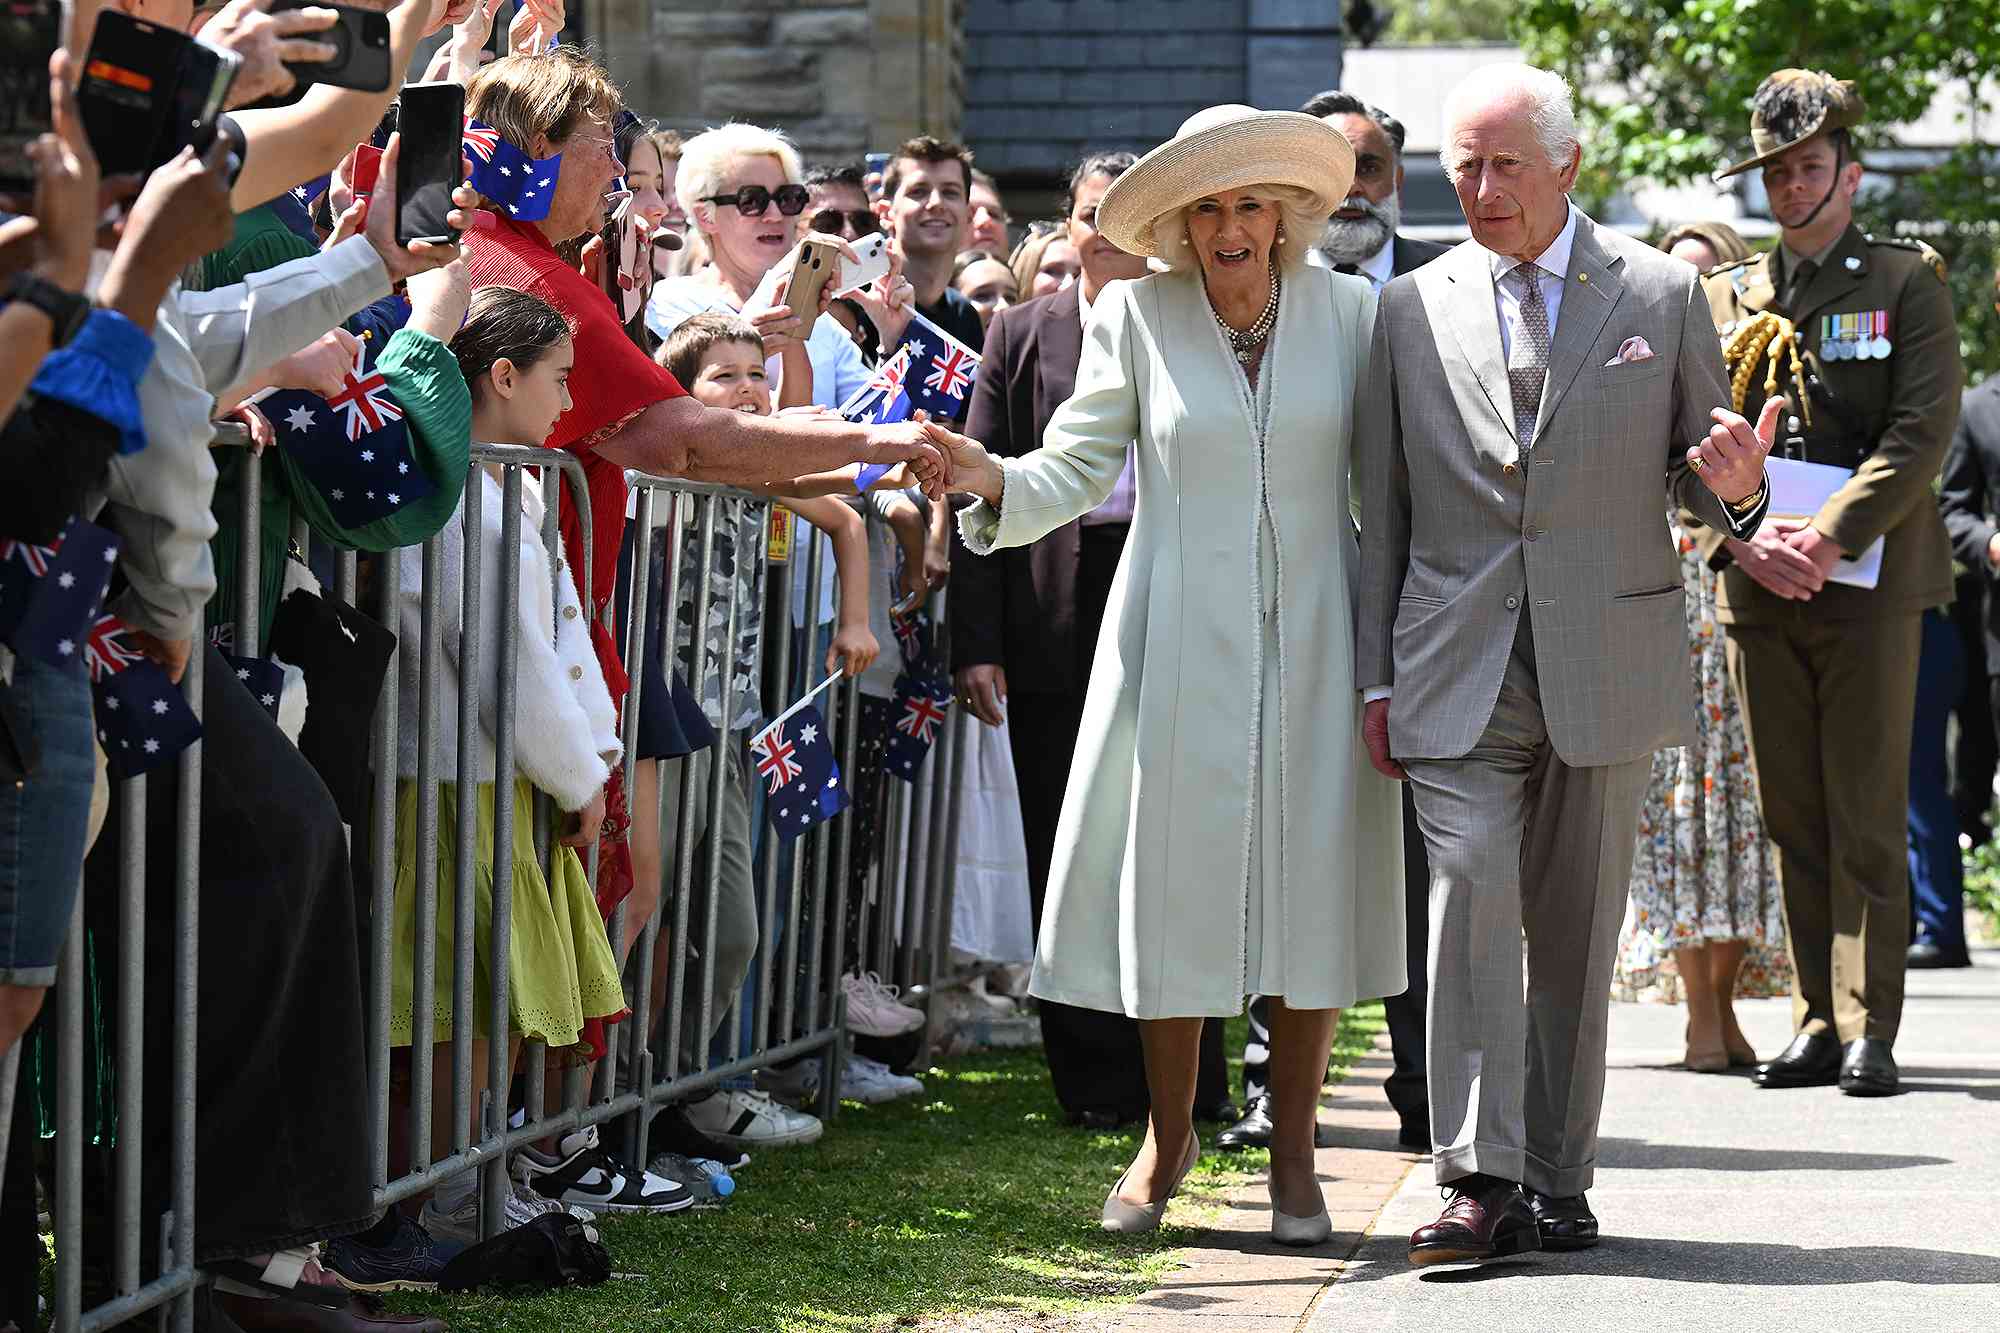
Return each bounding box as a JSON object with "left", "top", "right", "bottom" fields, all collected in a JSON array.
[
  {"left": 683, "top": 1088, "right": 824, "bottom": 1148},
  {"left": 842, "top": 971, "right": 926, "bottom": 1038},
  {"left": 845, "top": 1053, "right": 926, "bottom": 1103}
]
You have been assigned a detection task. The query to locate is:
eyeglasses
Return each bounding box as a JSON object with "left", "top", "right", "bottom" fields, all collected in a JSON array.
[
  {"left": 810, "top": 208, "right": 880, "bottom": 237},
  {"left": 702, "top": 183, "right": 811, "bottom": 217}
]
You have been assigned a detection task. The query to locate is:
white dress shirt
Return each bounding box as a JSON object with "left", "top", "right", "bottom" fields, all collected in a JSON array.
[
  {"left": 1484, "top": 203, "right": 1579, "bottom": 357},
  {"left": 1306, "top": 238, "right": 1395, "bottom": 292}
]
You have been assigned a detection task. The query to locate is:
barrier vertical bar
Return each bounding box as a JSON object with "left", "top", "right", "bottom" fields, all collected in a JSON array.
[
  {"left": 113, "top": 778, "right": 146, "bottom": 1295},
  {"left": 635, "top": 488, "right": 683, "bottom": 1121},
  {"left": 236, "top": 454, "right": 260, "bottom": 653},
  {"left": 170, "top": 634, "right": 203, "bottom": 1333},
  {"left": 450, "top": 468, "right": 483, "bottom": 1169},
  {"left": 613, "top": 485, "right": 655, "bottom": 1160},
  {"left": 484, "top": 466, "right": 523, "bottom": 1235},
  {"left": 688, "top": 496, "right": 726, "bottom": 1072},
  {"left": 367, "top": 547, "right": 400, "bottom": 1195},
  {"left": 662, "top": 493, "right": 708, "bottom": 1084},
  {"left": 409, "top": 535, "right": 444, "bottom": 1174},
  {"left": 53, "top": 893, "right": 83, "bottom": 1333},
  {"left": 754, "top": 514, "right": 793, "bottom": 1050},
  {"left": 925, "top": 708, "right": 972, "bottom": 1061}
]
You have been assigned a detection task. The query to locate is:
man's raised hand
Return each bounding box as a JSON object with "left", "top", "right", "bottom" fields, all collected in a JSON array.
[{"left": 1692, "top": 395, "right": 1781, "bottom": 506}]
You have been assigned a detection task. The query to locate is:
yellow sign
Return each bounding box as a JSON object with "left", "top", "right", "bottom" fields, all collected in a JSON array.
[{"left": 766, "top": 506, "right": 793, "bottom": 564}]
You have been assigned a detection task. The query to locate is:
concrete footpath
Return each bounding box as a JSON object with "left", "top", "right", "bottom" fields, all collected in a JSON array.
[{"left": 1101, "top": 948, "right": 2000, "bottom": 1332}]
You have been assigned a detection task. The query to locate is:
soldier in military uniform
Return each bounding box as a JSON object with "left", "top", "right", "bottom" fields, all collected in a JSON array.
[{"left": 1694, "top": 70, "right": 1961, "bottom": 1097}]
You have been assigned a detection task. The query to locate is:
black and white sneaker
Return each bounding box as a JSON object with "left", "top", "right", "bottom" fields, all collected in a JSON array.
[{"left": 513, "top": 1125, "right": 693, "bottom": 1216}]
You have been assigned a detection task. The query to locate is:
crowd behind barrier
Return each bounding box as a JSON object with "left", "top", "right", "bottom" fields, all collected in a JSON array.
[{"left": 20, "top": 423, "right": 974, "bottom": 1331}]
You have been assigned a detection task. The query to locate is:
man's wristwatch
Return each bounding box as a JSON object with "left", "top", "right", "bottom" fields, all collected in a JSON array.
[
  {"left": 5, "top": 271, "right": 92, "bottom": 348},
  {"left": 1725, "top": 477, "right": 1768, "bottom": 517}
]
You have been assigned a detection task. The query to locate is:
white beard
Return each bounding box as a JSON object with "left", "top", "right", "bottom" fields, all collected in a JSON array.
[{"left": 1316, "top": 195, "right": 1400, "bottom": 267}]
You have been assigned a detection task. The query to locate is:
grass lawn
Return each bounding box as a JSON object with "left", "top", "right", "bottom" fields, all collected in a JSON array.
[{"left": 391, "top": 1002, "right": 1387, "bottom": 1332}]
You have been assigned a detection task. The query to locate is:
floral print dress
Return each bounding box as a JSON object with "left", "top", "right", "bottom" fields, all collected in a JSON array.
[{"left": 1613, "top": 517, "right": 1791, "bottom": 1002}]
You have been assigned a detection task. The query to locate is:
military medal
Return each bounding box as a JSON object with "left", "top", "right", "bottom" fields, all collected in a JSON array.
[
  {"left": 1870, "top": 308, "right": 1892, "bottom": 359},
  {"left": 1853, "top": 311, "right": 1874, "bottom": 360}
]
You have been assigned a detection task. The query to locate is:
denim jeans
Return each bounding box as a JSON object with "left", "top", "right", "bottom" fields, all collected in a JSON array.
[{"left": 0, "top": 655, "right": 95, "bottom": 986}]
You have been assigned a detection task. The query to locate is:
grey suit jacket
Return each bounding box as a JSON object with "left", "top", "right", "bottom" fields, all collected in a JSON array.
[{"left": 1356, "top": 209, "right": 1760, "bottom": 768}]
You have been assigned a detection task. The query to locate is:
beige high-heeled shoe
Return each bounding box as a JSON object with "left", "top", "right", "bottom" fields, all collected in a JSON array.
[
  {"left": 1100, "top": 1135, "right": 1199, "bottom": 1234},
  {"left": 1269, "top": 1181, "right": 1333, "bottom": 1247}
]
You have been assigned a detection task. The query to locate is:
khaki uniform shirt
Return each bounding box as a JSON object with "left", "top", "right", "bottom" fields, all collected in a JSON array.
[{"left": 1693, "top": 223, "right": 1960, "bottom": 623}]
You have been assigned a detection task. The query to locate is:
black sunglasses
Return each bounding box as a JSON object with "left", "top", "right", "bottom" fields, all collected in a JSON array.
[
  {"left": 810, "top": 207, "right": 881, "bottom": 236},
  {"left": 702, "top": 183, "right": 811, "bottom": 217}
]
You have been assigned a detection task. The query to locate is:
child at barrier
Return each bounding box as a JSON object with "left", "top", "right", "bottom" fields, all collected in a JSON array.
[
  {"left": 384, "top": 287, "right": 692, "bottom": 1257},
  {"left": 642, "top": 313, "right": 887, "bottom": 1156}
]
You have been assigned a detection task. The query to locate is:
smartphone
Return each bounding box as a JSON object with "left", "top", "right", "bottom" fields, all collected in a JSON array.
[
  {"left": 394, "top": 81, "right": 464, "bottom": 246},
  {"left": 78, "top": 11, "right": 239, "bottom": 177},
  {"left": 833, "top": 230, "right": 891, "bottom": 297},
  {"left": 787, "top": 236, "right": 842, "bottom": 341},
  {"left": 0, "top": 0, "right": 64, "bottom": 195},
  {"left": 269, "top": 0, "right": 391, "bottom": 93}
]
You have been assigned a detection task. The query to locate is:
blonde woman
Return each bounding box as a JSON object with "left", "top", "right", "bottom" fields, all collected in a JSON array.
[{"left": 939, "top": 107, "right": 1407, "bottom": 1245}]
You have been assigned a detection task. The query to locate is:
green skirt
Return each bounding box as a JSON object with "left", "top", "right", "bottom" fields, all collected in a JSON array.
[{"left": 389, "top": 778, "right": 626, "bottom": 1049}]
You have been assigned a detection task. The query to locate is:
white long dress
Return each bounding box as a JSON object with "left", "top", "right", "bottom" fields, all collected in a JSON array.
[{"left": 959, "top": 266, "right": 1406, "bottom": 1019}]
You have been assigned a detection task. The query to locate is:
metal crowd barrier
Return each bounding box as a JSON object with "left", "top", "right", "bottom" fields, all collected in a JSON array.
[{"left": 23, "top": 434, "right": 977, "bottom": 1332}]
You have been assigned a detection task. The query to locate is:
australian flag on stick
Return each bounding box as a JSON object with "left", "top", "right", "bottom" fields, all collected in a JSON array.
[
  {"left": 86, "top": 614, "right": 202, "bottom": 779},
  {"left": 884, "top": 669, "right": 953, "bottom": 782},
  {"left": 839, "top": 311, "right": 982, "bottom": 489},
  {"left": 463, "top": 117, "right": 563, "bottom": 223},
  {"left": 751, "top": 703, "right": 848, "bottom": 840},
  {"left": 0, "top": 518, "right": 119, "bottom": 666},
  {"left": 264, "top": 323, "right": 438, "bottom": 529}
]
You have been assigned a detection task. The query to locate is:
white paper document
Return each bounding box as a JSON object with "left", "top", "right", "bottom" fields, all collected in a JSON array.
[{"left": 1763, "top": 456, "right": 1882, "bottom": 589}]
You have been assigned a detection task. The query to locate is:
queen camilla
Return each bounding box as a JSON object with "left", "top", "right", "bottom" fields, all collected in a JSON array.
[{"left": 940, "top": 106, "right": 1408, "bottom": 1243}]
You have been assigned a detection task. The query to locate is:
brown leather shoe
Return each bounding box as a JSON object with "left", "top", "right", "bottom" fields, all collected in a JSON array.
[
  {"left": 1409, "top": 1173, "right": 1543, "bottom": 1266},
  {"left": 213, "top": 1289, "right": 448, "bottom": 1333}
]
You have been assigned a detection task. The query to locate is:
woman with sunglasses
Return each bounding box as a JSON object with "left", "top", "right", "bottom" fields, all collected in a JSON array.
[{"left": 646, "top": 124, "right": 912, "bottom": 409}]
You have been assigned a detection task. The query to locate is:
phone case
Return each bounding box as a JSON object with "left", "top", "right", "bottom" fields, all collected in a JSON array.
[{"left": 788, "top": 239, "right": 841, "bottom": 341}]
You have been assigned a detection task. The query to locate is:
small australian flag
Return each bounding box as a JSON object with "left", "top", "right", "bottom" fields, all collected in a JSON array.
[
  {"left": 223, "top": 653, "right": 285, "bottom": 721},
  {"left": 884, "top": 669, "right": 953, "bottom": 782},
  {"left": 85, "top": 614, "right": 203, "bottom": 779},
  {"left": 264, "top": 330, "right": 439, "bottom": 529},
  {"left": 841, "top": 312, "right": 981, "bottom": 489},
  {"left": 752, "top": 703, "right": 848, "bottom": 840},
  {"left": 463, "top": 117, "right": 563, "bottom": 223},
  {"left": 0, "top": 518, "right": 119, "bottom": 666}
]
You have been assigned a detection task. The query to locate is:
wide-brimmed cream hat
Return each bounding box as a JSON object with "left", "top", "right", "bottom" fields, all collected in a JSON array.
[{"left": 1096, "top": 105, "right": 1357, "bottom": 259}]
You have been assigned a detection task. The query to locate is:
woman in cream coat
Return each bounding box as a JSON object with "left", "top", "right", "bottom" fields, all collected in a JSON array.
[{"left": 945, "top": 106, "right": 1407, "bottom": 1244}]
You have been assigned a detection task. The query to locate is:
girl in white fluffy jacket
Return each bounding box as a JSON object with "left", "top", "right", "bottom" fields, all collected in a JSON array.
[{"left": 385, "top": 289, "right": 637, "bottom": 1234}]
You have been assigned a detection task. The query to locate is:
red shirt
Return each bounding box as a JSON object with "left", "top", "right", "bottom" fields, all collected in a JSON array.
[{"left": 464, "top": 213, "right": 687, "bottom": 700}]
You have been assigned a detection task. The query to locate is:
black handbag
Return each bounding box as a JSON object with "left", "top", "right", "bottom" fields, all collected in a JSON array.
[{"left": 436, "top": 1212, "right": 612, "bottom": 1293}]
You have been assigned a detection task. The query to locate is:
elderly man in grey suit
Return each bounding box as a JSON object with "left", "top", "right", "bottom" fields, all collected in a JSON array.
[{"left": 1356, "top": 63, "right": 1780, "bottom": 1267}]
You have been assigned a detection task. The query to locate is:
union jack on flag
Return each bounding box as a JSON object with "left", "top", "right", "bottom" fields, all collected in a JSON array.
[
  {"left": 896, "top": 691, "right": 948, "bottom": 745},
  {"left": 752, "top": 722, "right": 805, "bottom": 794},
  {"left": 0, "top": 537, "right": 57, "bottom": 578},
  {"left": 85, "top": 614, "right": 145, "bottom": 683},
  {"left": 462, "top": 118, "right": 501, "bottom": 163},
  {"left": 924, "top": 345, "right": 975, "bottom": 401},
  {"left": 326, "top": 345, "right": 405, "bottom": 441}
]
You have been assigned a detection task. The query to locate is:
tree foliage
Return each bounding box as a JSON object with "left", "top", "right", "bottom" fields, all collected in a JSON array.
[
  {"left": 1508, "top": 1, "right": 2000, "bottom": 378},
  {"left": 1381, "top": 0, "right": 1516, "bottom": 44}
]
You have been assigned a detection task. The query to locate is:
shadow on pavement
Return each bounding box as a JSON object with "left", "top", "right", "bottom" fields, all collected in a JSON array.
[
  {"left": 1595, "top": 1138, "right": 1951, "bottom": 1171},
  {"left": 1333, "top": 1239, "right": 2000, "bottom": 1286}
]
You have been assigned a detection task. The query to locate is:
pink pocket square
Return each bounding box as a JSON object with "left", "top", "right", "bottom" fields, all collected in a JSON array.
[{"left": 1605, "top": 336, "right": 1655, "bottom": 366}]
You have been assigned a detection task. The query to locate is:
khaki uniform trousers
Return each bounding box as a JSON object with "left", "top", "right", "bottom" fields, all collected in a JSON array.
[{"left": 1725, "top": 612, "right": 1922, "bottom": 1044}]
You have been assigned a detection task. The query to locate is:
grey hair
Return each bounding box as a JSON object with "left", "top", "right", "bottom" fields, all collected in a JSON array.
[
  {"left": 1153, "top": 184, "right": 1325, "bottom": 275},
  {"left": 1439, "top": 63, "right": 1580, "bottom": 181}
]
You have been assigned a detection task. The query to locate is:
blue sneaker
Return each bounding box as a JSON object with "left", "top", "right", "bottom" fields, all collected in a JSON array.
[{"left": 323, "top": 1212, "right": 450, "bottom": 1292}]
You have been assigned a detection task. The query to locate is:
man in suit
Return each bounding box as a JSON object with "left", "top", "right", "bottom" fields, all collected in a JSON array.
[
  {"left": 950, "top": 151, "right": 1233, "bottom": 1127},
  {"left": 1357, "top": 63, "right": 1775, "bottom": 1266},
  {"left": 1217, "top": 89, "right": 1447, "bottom": 1156},
  {"left": 1699, "top": 72, "right": 1963, "bottom": 1086},
  {"left": 1936, "top": 272, "right": 2000, "bottom": 968}
]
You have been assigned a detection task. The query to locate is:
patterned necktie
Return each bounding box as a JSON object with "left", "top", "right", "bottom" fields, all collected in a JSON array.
[{"left": 1507, "top": 262, "right": 1551, "bottom": 448}]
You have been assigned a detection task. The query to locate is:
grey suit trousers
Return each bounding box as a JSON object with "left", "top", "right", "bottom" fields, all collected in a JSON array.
[{"left": 1402, "top": 614, "right": 1650, "bottom": 1197}]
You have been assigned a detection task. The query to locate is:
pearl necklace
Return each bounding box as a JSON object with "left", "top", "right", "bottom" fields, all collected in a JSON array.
[{"left": 1210, "top": 266, "right": 1280, "bottom": 364}]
